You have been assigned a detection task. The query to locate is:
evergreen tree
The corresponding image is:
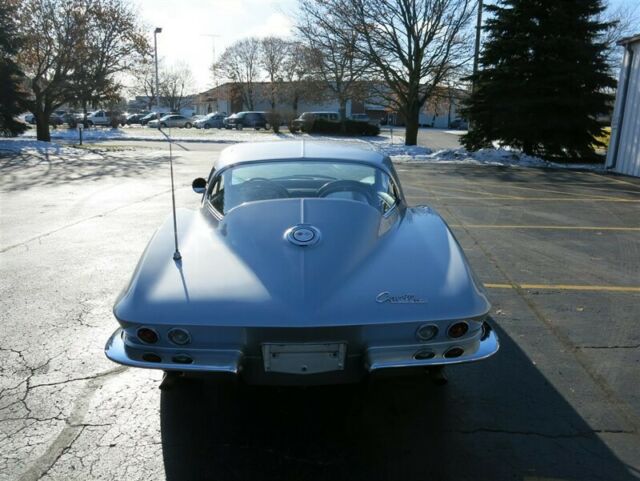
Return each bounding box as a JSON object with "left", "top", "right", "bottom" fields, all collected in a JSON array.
[
  {"left": 0, "top": 0, "right": 27, "bottom": 137},
  {"left": 462, "top": 0, "right": 615, "bottom": 160}
]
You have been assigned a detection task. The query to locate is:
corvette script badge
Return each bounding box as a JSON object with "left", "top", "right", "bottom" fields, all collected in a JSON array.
[{"left": 376, "top": 291, "right": 426, "bottom": 304}]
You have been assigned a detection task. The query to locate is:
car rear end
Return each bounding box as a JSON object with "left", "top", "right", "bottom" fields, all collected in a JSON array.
[{"left": 106, "top": 315, "right": 497, "bottom": 385}]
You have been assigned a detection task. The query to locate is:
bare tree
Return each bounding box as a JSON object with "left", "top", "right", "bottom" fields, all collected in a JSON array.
[
  {"left": 160, "top": 62, "right": 194, "bottom": 112},
  {"left": 600, "top": 2, "right": 640, "bottom": 74},
  {"left": 16, "top": 0, "right": 84, "bottom": 141},
  {"left": 16, "top": 0, "right": 148, "bottom": 141},
  {"left": 260, "top": 37, "right": 290, "bottom": 110},
  {"left": 130, "top": 58, "right": 164, "bottom": 110},
  {"left": 70, "top": 0, "right": 148, "bottom": 121},
  {"left": 309, "top": 0, "right": 474, "bottom": 145},
  {"left": 296, "top": 0, "right": 371, "bottom": 121},
  {"left": 281, "top": 42, "right": 325, "bottom": 117},
  {"left": 215, "top": 38, "right": 262, "bottom": 110}
]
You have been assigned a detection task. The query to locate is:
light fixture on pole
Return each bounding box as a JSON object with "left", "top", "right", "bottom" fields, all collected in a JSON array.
[{"left": 154, "top": 27, "right": 162, "bottom": 128}]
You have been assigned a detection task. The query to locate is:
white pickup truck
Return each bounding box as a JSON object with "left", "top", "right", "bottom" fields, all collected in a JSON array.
[{"left": 77, "top": 110, "right": 124, "bottom": 127}]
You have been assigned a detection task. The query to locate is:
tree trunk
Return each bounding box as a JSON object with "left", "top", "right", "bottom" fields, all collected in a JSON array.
[
  {"left": 338, "top": 98, "right": 347, "bottom": 121},
  {"left": 405, "top": 102, "right": 421, "bottom": 146},
  {"left": 338, "top": 98, "right": 348, "bottom": 134},
  {"left": 35, "top": 111, "right": 51, "bottom": 142}
]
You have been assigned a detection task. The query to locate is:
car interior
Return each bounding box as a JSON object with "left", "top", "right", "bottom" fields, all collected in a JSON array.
[{"left": 207, "top": 161, "right": 398, "bottom": 215}]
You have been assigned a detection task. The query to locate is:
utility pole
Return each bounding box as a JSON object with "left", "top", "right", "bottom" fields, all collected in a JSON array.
[
  {"left": 202, "top": 34, "right": 221, "bottom": 87},
  {"left": 154, "top": 27, "right": 162, "bottom": 126},
  {"left": 470, "top": 0, "right": 483, "bottom": 132},
  {"left": 472, "top": 0, "right": 483, "bottom": 85}
]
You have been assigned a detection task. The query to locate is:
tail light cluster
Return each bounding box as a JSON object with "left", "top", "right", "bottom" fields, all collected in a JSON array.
[
  {"left": 447, "top": 321, "right": 469, "bottom": 338},
  {"left": 135, "top": 327, "right": 191, "bottom": 346},
  {"left": 416, "top": 321, "right": 471, "bottom": 342},
  {"left": 135, "top": 327, "right": 193, "bottom": 365}
]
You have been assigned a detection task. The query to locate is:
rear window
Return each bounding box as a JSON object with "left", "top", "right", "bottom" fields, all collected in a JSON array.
[{"left": 208, "top": 161, "right": 398, "bottom": 215}]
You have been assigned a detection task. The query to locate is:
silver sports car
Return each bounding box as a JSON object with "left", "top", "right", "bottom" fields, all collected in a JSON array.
[{"left": 105, "top": 141, "right": 499, "bottom": 385}]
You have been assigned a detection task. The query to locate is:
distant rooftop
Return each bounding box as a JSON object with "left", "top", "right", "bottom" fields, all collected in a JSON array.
[{"left": 617, "top": 33, "right": 640, "bottom": 46}]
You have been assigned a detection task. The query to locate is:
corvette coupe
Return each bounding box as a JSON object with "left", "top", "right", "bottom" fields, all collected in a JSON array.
[{"left": 105, "top": 141, "right": 499, "bottom": 385}]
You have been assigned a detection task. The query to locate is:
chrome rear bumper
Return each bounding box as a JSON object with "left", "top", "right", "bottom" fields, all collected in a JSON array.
[
  {"left": 365, "top": 322, "right": 499, "bottom": 372},
  {"left": 105, "top": 329, "right": 242, "bottom": 374},
  {"left": 105, "top": 322, "right": 499, "bottom": 381}
]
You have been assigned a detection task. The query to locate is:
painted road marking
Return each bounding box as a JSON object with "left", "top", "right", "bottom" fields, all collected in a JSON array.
[
  {"left": 427, "top": 182, "right": 624, "bottom": 201},
  {"left": 425, "top": 193, "right": 640, "bottom": 202},
  {"left": 485, "top": 283, "right": 640, "bottom": 293},
  {"left": 450, "top": 224, "right": 640, "bottom": 232}
]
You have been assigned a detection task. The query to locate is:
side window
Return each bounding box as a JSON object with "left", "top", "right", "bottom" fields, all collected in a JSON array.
[
  {"left": 378, "top": 176, "right": 399, "bottom": 214},
  {"left": 209, "top": 176, "right": 225, "bottom": 214}
]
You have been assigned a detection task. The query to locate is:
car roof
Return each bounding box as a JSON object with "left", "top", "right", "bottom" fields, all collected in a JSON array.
[{"left": 214, "top": 141, "right": 392, "bottom": 173}]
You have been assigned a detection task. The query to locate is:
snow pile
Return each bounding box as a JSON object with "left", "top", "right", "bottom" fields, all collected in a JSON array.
[
  {"left": 19, "top": 126, "right": 299, "bottom": 143},
  {"left": 379, "top": 143, "right": 603, "bottom": 170}
]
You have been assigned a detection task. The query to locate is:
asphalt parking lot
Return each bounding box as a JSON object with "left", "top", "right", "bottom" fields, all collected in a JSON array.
[{"left": 1, "top": 141, "right": 639, "bottom": 481}]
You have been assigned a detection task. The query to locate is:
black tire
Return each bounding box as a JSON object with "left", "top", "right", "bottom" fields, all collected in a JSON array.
[
  {"left": 161, "top": 122, "right": 167, "bottom": 128},
  {"left": 204, "top": 123, "right": 210, "bottom": 129},
  {"left": 87, "top": 120, "right": 93, "bottom": 127},
  {"left": 185, "top": 122, "right": 192, "bottom": 129}
]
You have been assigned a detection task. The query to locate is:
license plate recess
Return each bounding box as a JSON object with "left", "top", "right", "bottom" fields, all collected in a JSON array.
[{"left": 262, "top": 342, "right": 347, "bottom": 375}]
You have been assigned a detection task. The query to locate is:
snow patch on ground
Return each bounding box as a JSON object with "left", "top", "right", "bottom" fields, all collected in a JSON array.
[
  {"left": 8, "top": 130, "right": 605, "bottom": 171},
  {"left": 0, "top": 138, "right": 81, "bottom": 155},
  {"left": 19, "top": 126, "right": 298, "bottom": 143},
  {"left": 375, "top": 142, "right": 604, "bottom": 171}
]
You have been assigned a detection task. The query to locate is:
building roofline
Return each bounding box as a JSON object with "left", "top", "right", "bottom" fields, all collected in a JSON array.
[{"left": 617, "top": 33, "right": 640, "bottom": 46}]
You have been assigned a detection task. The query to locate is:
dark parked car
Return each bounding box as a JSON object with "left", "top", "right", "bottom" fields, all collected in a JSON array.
[
  {"left": 194, "top": 112, "right": 226, "bottom": 129},
  {"left": 140, "top": 112, "right": 163, "bottom": 126},
  {"left": 224, "top": 111, "right": 268, "bottom": 130},
  {"left": 126, "top": 112, "right": 150, "bottom": 125},
  {"left": 290, "top": 111, "right": 340, "bottom": 133}
]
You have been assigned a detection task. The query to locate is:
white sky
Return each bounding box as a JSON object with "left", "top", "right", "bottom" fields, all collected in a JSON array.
[
  {"left": 133, "top": 0, "right": 637, "bottom": 95},
  {"left": 133, "top": 0, "right": 297, "bottom": 93}
]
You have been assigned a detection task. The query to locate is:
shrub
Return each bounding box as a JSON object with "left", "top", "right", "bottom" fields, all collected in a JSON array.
[
  {"left": 265, "top": 111, "right": 281, "bottom": 133},
  {"left": 310, "top": 119, "right": 380, "bottom": 136}
]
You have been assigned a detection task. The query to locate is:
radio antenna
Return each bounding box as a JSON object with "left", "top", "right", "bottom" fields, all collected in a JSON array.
[{"left": 159, "top": 127, "right": 181, "bottom": 261}]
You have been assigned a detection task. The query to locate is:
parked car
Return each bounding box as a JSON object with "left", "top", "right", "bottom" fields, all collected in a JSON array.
[
  {"left": 194, "top": 112, "right": 226, "bottom": 129},
  {"left": 290, "top": 111, "right": 340, "bottom": 133},
  {"left": 148, "top": 114, "right": 193, "bottom": 129},
  {"left": 224, "top": 111, "right": 268, "bottom": 130},
  {"left": 140, "top": 112, "right": 160, "bottom": 126},
  {"left": 105, "top": 141, "right": 499, "bottom": 386},
  {"left": 449, "top": 118, "right": 468, "bottom": 130},
  {"left": 350, "top": 113, "right": 380, "bottom": 127},
  {"left": 125, "top": 112, "right": 150, "bottom": 125},
  {"left": 24, "top": 112, "right": 63, "bottom": 126},
  {"left": 75, "top": 110, "right": 125, "bottom": 127}
]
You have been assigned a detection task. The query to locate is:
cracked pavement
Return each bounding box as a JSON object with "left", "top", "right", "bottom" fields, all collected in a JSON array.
[{"left": 1, "top": 141, "right": 639, "bottom": 480}]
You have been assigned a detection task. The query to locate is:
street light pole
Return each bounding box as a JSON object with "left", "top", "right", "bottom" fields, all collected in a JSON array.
[
  {"left": 472, "top": 0, "right": 483, "bottom": 85},
  {"left": 154, "top": 27, "right": 162, "bottom": 128}
]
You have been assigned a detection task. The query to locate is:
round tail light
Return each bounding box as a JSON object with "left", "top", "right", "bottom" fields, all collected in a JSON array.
[
  {"left": 444, "top": 347, "right": 464, "bottom": 358},
  {"left": 168, "top": 328, "right": 191, "bottom": 345},
  {"left": 448, "top": 321, "right": 469, "bottom": 338},
  {"left": 137, "top": 327, "right": 159, "bottom": 344},
  {"left": 142, "top": 353, "right": 162, "bottom": 363},
  {"left": 414, "top": 349, "right": 435, "bottom": 360},
  {"left": 172, "top": 354, "right": 193, "bottom": 364},
  {"left": 416, "top": 324, "right": 438, "bottom": 341}
]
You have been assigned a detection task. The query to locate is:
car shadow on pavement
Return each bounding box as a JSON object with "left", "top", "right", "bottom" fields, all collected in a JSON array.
[{"left": 160, "top": 325, "right": 637, "bottom": 481}]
